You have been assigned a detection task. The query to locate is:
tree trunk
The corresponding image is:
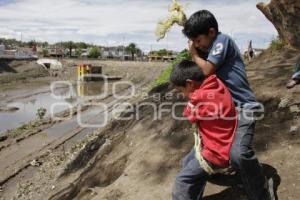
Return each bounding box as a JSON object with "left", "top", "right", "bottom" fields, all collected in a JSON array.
[
  {"left": 69, "top": 46, "right": 72, "bottom": 57},
  {"left": 257, "top": 0, "right": 300, "bottom": 50}
]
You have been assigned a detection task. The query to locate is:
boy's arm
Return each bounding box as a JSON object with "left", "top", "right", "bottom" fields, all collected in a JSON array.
[
  {"left": 189, "top": 35, "right": 230, "bottom": 76},
  {"left": 189, "top": 41, "right": 216, "bottom": 76}
]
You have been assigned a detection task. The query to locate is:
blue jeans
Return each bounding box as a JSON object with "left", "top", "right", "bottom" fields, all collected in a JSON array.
[
  {"left": 172, "top": 148, "right": 209, "bottom": 200},
  {"left": 292, "top": 71, "right": 300, "bottom": 80},
  {"left": 172, "top": 109, "right": 269, "bottom": 200},
  {"left": 292, "top": 57, "right": 300, "bottom": 80}
]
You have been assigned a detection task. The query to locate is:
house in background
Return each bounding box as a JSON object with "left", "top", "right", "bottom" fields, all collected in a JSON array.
[
  {"left": 101, "top": 47, "right": 134, "bottom": 60},
  {"left": 48, "top": 48, "right": 64, "bottom": 58},
  {"left": 80, "top": 48, "right": 90, "bottom": 58},
  {"left": 0, "top": 45, "right": 37, "bottom": 60},
  {"left": 148, "top": 51, "right": 178, "bottom": 62},
  {"left": 64, "top": 49, "right": 76, "bottom": 57},
  {"left": 15, "top": 47, "right": 36, "bottom": 59}
]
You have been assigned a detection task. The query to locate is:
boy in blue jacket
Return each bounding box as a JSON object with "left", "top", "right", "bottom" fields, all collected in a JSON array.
[{"left": 173, "top": 10, "right": 274, "bottom": 200}]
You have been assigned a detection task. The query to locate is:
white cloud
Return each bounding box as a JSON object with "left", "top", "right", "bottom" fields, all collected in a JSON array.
[
  {"left": 0, "top": 27, "right": 21, "bottom": 39},
  {"left": 0, "top": 0, "right": 276, "bottom": 51}
]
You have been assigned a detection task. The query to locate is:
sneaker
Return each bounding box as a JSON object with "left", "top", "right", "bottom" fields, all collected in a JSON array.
[{"left": 286, "top": 79, "right": 300, "bottom": 89}]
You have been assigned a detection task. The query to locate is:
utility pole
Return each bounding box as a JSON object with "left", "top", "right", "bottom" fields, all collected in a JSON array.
[
  {"left": 122, "top": 36, "right": 125, "bottom": 61},
  {"left": 149, "top": 44, "right": 153, "bottom": 62}
]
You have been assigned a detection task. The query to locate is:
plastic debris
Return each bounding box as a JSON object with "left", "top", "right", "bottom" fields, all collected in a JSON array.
[{"left": 155, "top": 0, "right": 188, "bottom": 41}]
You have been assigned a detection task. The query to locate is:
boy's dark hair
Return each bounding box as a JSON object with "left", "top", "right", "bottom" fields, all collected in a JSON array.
[
  {"left": 170, "top": 60, "right": 205, "bottom": 87},
  {"left": 183, "top": 10, "right": 219, "bottom": 38}
]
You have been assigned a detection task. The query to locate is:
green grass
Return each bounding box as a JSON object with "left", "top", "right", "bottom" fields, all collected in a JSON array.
[
  {"left": 150, "top": 50, "right": 192, "bottom": 89},
  {"left": 269, "top": 37, "right": 286, "bottom": 50},
  {"left": 3, "top": 120, "right": 42, "bottom": 138}
]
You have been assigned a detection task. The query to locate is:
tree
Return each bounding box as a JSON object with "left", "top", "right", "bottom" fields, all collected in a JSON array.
[
  {"left": 157, "top": 49, "right": 172, "bottom": 56},
  {"left": 59, "top": 41, "right": 76, "bottom": 57},
  {"left": 41, "top": 42, "right": 49, "bottom": 48},
  {"left": 76, "top": 42, "right": 88, "bottom": 49},
  {"left": 68, "top": 41, "right": 75, "bottom": 57},
  {"left": 126, "top": 43, "right": 140, "bottom": 60},
  {"left": 149, "top": 49, "right": 172, "bottom": 57},
  {"left": 42, "top": 49, "right": 49, "bottom": 57},
  {"left": 88, "top": 47, "right": 101, "bottom": 58},
  {"left": 27, "top": 40, "right": 37, "bottom": 48},
  {"left": 257, "top": 0, "right": 300, "bottom": 50},
  {"left": 75, "top": 48, "right": 82, "bottom": 57}
]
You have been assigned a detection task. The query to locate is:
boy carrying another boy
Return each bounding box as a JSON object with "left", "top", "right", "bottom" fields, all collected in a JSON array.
[
  {"left": 170, "top": 60, "right": 237, "bottom": 199},
  {"left": 171, "top": 10, "right": 274, "bottom": 200}
]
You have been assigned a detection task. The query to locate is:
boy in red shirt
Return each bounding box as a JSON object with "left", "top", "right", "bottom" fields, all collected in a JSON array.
[{"left": 170, "top": 60, "right": 237, "bottom": 199}]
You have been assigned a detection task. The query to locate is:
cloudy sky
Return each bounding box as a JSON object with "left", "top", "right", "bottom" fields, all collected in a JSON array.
[{"left": 0, "top": 0, "right": 277, "bottom": 52}]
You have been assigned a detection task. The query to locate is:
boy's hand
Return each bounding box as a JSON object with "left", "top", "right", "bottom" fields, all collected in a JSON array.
[
  {"left": 188, "top": 40, "right": 216, "bottom": 76},
  {"left": 188, "top": 40, "right": 198, "bottom": 60},
  {"left": 188, "top": 40, "right": 208, "bottom": 60}
]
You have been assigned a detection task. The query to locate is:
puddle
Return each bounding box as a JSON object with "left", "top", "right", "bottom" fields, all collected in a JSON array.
[{"left": 0, "top": 82, "right": 105, "bottom": 134}]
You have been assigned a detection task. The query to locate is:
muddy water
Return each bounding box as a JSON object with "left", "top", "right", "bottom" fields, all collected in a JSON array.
[
  {"left": 0, "top": 85, "right": 133, "bottom": 180},
  {"left": 0, "top": 82, "right": 105, "bottom": 134}
]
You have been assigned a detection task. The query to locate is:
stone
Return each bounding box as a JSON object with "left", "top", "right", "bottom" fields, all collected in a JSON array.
[
  {"left": 289, "top": 105, "right": 300, "bottom": 113},
  {"left": 278, "top": 97, "right": 291, "bottom": 108},
  {"left": 0, "top": 135, "right": 8, "bottom": 142},
  {"left": 289, "top": 126, "right": 298, "bottom": 135},
  {"left": 30, "top": 159, "right": 42, "bottom": 167}
]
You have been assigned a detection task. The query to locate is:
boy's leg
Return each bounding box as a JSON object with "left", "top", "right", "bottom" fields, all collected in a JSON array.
[
  {"left": 172, "top": 149, "right": 210, "bottom": 200},
  {"left": 292, "top": 71, "right": 300, "bottom": 80},
  {"left": 287, "top": 71, "right": 300, "bottom": 89},
  {"left": 182, "top": 148, "right": 196, "bottom": 167},
  {"left": 230, "top": 109, "right": 270, "bottom": 200},
  {"left": 294, "top": 57, "right": 300, "bottom": 73},
  {"left": 287, "top": 59, "right": 300, "bottom": 89}
]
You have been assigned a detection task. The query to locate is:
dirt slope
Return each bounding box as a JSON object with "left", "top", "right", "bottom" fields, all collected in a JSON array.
[
  {"left": 46, "top": 47, "right": 300, "bottom": 200},
  {"left": 0, "top": 61, "right": 166, "bottom": 200},
  {"left": 1, "top": 48, "right": 300, "bottom": 200},
  {"left": 0, "top": 60, "right": 49, "bottom": 85}
]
